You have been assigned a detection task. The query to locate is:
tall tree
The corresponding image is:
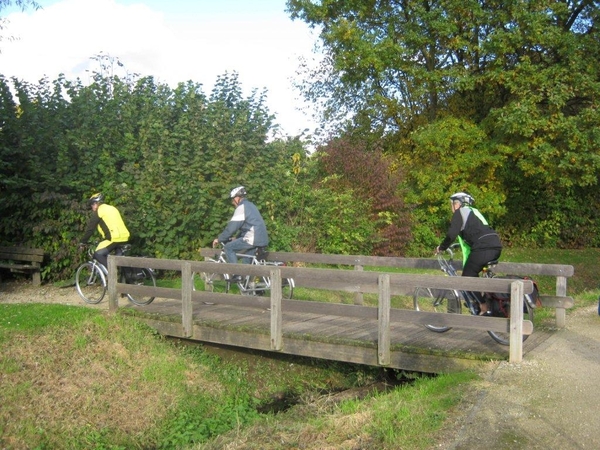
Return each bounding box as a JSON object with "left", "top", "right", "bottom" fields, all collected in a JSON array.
[
  {"left": 0, "top": 0, "right": 39, "bottom": 11},
  {"left": 0, "top": 70, "right": 314, "bottom": 279},
  {"left": 317, "top": 136, "right": 412, "bottom": 256},
  {"left": 0, "top": 0, "right": 40, "bottom": 49},
  {"left": 288, "top": 0, "right": 600, "bottom": 248}
]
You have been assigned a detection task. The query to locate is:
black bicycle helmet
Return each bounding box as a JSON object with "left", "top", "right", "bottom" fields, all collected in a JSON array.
[
  {"left": 229, "top": 186, "right": 247, "bottom": 198},
  {"left": 449, "top": 192, "right": 474, "bottom": 206},
  {"left": 88, "top": 192, "right": 104, "bottom": 206}
]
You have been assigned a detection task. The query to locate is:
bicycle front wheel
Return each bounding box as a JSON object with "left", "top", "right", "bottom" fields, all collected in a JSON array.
[
  {"left": 282, "top": 278, "right": 294, "bottom": 299},
  {"left": 414, "top": 287, "right": 461, "bottom": 332},
  {"left": 194, "top": 258, "right": 230, "bottom": 294},
  {"left": 75, "top": 262, "right": 107, "bottom": 304},
  {"left": 125, "top": 268, "right": 157, "bottom": 306},
  {"left": 487, "top": 299, "right": 534, "bottom": 346}
]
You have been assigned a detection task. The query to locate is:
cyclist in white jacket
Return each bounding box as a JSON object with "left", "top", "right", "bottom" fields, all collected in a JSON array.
[{"left": 212, "top": 186, "right": 269, "bottom": 266}]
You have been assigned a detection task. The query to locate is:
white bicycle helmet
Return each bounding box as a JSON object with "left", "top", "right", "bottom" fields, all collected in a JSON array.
[
  {"left": 449, "top": 192, "right": 474, "bottom": 206},
  {"left": 230, "top": 186, "right": 247, "bottom": 198}
]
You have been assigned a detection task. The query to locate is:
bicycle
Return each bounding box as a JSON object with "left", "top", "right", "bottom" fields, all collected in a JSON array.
[
  {"left": 75, "top": 244, "right": 157, "bottom": 306},
  {"left": 192, "top": 245, "right": 294, "bottom": 300},
  {"left": 413, "top": 244, "right": 537, "bottom": 345}
]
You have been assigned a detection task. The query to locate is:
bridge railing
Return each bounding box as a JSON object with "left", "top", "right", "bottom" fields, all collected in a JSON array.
[
  {"left": 107, "top": 254, "right": 541, "bottom": 364},
  {"left": 199, "top": 249, "right": 575, "bottom": 328}
]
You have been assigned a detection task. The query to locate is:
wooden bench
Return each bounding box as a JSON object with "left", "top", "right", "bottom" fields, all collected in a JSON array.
[{"left": 0, "top": 246, "right": 45, "bottom": 285}]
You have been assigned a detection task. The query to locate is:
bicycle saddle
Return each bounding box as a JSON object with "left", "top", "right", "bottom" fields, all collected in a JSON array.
[{"left": 114, "top": 244, "right": 131, "bottom": 256}]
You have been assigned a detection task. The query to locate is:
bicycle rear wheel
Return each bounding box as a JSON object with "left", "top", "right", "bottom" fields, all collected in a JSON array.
[
  {"left": 487, "top": 299, "right": 534, "bottom": 345},
  {"left": 414, "top": 287, "right": 461, "bottom": 332},
  {"left": 75, "top": 262, "right": 107, "bottom": 304},
  {"left": 124, "top": 267, "right": 157, "bottom": 306}
]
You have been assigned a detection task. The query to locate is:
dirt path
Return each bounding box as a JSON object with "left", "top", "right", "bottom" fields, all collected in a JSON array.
[
  {"left": 438, "top": 304, "right": 600, "bottom": 449},
  {"left": 2, "top": 280, "right": 599, "bottom": 449},
  {"left": 0, "top": 279, "right": 106, "bottom": 309}
]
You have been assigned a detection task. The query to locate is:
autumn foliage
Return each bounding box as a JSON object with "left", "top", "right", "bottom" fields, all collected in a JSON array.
[{"left": 317, "top": 137, "right": 412, "bottom": 256}]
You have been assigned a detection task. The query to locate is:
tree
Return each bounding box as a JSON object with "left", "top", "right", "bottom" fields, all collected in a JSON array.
[
  {"left": 316, "top": 136, "right": 412, "bottom": 256},
  {"left": 0, "top": 0, "right": 39, "bottom": 10},
  {"left": 0, "top": 0, "right": 40, "bottom": 49},
  {"left": 288, "top": 0, "right": 600, "bottom": 249},
  {"left": 288, "top": 0, "right": 487, "bottom": 136},
  {"left": 0, "top": 70, "right": 314, "bottom": 280}
]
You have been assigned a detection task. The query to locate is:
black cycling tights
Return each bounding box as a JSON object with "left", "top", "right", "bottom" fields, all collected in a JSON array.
[
  {"left": 462, "top": 248, "right": 502, "bottom": 304},
  {"left": 94, "top": 242, "right": 125, "bottom": 269}
]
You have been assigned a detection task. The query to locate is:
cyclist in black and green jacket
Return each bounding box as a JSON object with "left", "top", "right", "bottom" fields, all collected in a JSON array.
[{"left": 435, "top": 192, "right": 502, "bottom": 314}]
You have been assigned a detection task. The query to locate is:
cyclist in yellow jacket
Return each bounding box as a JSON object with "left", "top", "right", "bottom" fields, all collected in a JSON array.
[{"left": 79, "top": 193, "right": 130, "bottom": 269}]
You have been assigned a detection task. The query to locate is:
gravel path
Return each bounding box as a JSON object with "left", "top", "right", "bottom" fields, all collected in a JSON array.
[
  {"left": 2, "top": 280, "right": 599, "bottom": 449},
  {"left": 439, "top": 304, "right": 600, "bottom": 449},
  {"left": 0, "top": 279, "right": 106, "bottom": 309}
]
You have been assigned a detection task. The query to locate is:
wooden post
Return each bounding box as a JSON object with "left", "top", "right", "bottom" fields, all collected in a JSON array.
[
  {"left": 270, "top": 268, "right": 283, "bottom": 351},
  {"left": 354, "top": 264, "right": 364, "bottom": 305},
  {"left": 509, "top": 280, "right": 524, "bottom": 363},
  {"left": 555, "top": 276, "right": 567, "bottom": 328},
  {"left": 378, "top": 273, "right": 391, "bottom": 366},
  {"left": 32, "top": 262, "right": 41, "bottom": 286},
  {"left": 108, "top": 255, "right": 118, "bottom": 312},
  {"left": 181, "top": 262, "right": 193, "bottom": 338}
]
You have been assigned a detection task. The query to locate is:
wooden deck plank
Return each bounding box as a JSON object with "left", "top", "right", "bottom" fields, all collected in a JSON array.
[
  {"left": 123, "top": 298, "right": 552, "bottom": 373},
  {"left": 295, "top": 314, "right": 355, "bottom": 335},
  {"left": 323, "top": 317, "right": 379, "bottom": 342},
  {"left": 284, "top": 313, "right": 341, "bottom": 335}
]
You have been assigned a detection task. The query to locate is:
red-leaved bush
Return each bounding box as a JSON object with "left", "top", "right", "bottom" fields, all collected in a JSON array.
[{"left": 318, "top": 137, "right": 412, "bottom": 256}]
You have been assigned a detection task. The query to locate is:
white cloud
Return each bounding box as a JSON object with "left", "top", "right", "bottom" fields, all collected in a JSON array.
[{"left": 0, "top": 0, "right": 320, "bottom": 136}]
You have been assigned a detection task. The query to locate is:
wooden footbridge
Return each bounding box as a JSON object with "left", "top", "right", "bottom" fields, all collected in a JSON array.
[{"left": 106, "top": 251, "right": 574, "bottom": 374}]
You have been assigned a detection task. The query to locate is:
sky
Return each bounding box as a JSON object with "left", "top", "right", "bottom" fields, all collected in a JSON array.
[{"left": 0, "top": 0, "right": 321, "bottom": 137}]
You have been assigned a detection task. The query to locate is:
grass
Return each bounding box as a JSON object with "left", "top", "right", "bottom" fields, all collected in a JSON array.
[
  {"left": 2, "top": 248, "right": 599, "bottom": 449},
  {"left": 197, "top": 371, "right": 477, "bottom": 450},
  {"left": 0, "top": 302, "right": 478, "bottom": 450},
  {"left": 501, "top": 247, "right": 600, "bottom": 295},
  {"left": 0, "top": 303, "right": 402, "bottom": 449}
]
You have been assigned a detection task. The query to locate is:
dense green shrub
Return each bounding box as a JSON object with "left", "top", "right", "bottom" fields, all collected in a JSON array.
[
  {"left": 0, "top": 73, "right": 305, "bottom": 279},
  {"left": 1, "top": 72, "right": 406, "bottom": 282}
]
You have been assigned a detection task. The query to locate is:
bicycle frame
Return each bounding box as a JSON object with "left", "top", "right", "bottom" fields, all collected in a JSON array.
[
  {"left": 201, "top": 245, "right": 294, "bottom": 299},
  {"left": 75, "top": 244, "right": 156, "bottom": 305},
  {"left": 84, "top": 245, "right": 150, "bottom": 279},
  {"left": 423, "top": 245, "right": 534, "bottom": 345},
  {"left": 235, "top": 252, "right": 272, "bottom": 295},
  {"left": 436, "top": 250, "right": 489, "bottom": 316}
]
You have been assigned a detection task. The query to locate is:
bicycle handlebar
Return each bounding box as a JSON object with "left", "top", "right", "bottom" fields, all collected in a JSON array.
[{"left": 437, "top": 242, "right": 460, "bottom": 260}]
